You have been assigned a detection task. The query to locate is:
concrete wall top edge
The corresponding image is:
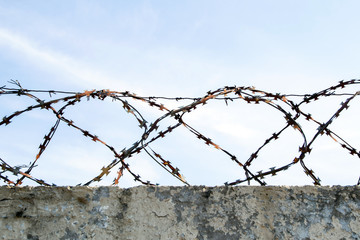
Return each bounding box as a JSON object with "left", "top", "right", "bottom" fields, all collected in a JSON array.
[
  {"left": 1, "top": 185, "right": 359, "bottom": 240},
  {"left": 1, "top": 184, "right": 359, "bottom": 189}
]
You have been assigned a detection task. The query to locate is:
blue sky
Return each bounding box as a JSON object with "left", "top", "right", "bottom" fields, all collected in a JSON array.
[{"left": 0, "top": 1, "right": 360, "bottom": 187}]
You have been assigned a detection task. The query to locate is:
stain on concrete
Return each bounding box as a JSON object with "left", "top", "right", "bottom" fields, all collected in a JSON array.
[
  {"left": 26, "top": 234, "right": 39, "bottom": 240},
  {"left": 92, "top": 186, "right": 109, "bottom": 201},
  {"left": 60, "top": 227, "right": 79, "bottom": 240}
]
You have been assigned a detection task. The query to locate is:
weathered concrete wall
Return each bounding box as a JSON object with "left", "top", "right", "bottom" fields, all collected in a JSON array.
[{"left": 0, "top": 186, "right": 359, "bottom": 240}]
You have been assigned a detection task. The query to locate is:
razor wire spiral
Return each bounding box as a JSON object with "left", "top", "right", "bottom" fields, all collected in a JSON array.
[{"left": 0, "top": 79, "right": 359, "bottom": 186}]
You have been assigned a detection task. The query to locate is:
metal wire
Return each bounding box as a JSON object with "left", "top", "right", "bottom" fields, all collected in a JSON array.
[{"left": 1, "top": 79, "right": 359, "bottom": 186}]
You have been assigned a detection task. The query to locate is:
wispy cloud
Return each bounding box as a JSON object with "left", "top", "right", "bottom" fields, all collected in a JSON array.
[{"left": 0, "top": 28, "right": 128, "bottom": 89}]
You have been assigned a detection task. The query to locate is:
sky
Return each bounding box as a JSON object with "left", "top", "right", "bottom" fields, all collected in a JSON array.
[{"left": 0, "top": 1, "right": 360, "bottom": 187}]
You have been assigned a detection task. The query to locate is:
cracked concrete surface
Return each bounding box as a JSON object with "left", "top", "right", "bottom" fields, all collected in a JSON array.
[{"left": 0, "top": 186, "right": 359, "bottom": 239}]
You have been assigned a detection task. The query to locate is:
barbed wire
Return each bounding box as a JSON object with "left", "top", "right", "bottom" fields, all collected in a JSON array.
[{"left": 0, "top": 79, "right": 359, "bottom": 186}]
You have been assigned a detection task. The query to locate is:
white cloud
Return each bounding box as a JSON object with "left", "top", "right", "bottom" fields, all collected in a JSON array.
[{"left": 0, "top": 28, "right": 129, "bottom": 90}]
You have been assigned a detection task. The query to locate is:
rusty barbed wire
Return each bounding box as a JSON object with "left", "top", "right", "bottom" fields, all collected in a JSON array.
[{"left": 0, "top": 79, "right": 359, "bottom": 186}]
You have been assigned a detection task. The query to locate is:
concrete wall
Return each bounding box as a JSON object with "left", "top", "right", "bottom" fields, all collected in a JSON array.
[{"left": 0, "top": 186, "right": 359, "bottom": 240}]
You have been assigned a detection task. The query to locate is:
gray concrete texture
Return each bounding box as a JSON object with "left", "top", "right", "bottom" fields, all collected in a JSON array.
[{"left": 0, "top": 185, "right": 359, "bottom": 239}]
